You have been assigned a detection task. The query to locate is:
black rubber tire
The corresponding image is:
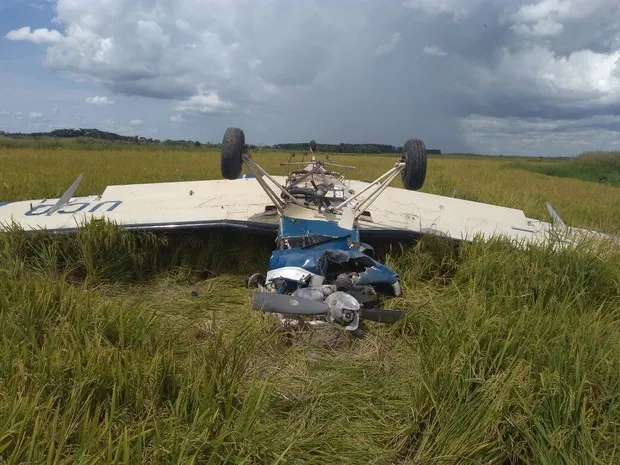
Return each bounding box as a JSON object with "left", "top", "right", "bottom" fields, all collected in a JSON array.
[
  {"left": 221, "top": 127, "right": 245, "bottom": 179},
  {"left": 401, "top": 138, "right": 427, "bottom": 190}
]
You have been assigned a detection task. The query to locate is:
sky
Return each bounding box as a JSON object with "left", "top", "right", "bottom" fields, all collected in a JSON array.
[{"left": 2, "top": 0, "right": 620, "bottom": 156}]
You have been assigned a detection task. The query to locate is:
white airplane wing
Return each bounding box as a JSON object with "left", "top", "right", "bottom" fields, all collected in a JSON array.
[
  {"left": 0, "top": 175, "right": 615, "bottom": 247},
  {"left": 350, "top": 180, "right": 616, "bottom": 246},
  {"left": 352, "top": 180, "right": 554, "bottom": 244},
  {"left": 0, "top": 176, "right": 280, "bottom": 234}
]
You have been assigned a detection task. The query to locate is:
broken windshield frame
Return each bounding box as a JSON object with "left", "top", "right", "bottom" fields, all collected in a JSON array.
[{"left": 278, "top": 234, "right": 352, "bottom": 250}]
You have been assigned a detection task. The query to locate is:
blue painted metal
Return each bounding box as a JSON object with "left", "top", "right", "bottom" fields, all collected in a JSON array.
[
  {"left": 269, "top": 237, "right": 353, "bottom": 274},
  {"left": 355, "top": 265, "right": 398, "bottom": 286},
  {"left": 279, "top": 216, "right": 360, "bottom": 242},
  {"left": 269, "top": 217, "right": 399, "bottom": 286}
]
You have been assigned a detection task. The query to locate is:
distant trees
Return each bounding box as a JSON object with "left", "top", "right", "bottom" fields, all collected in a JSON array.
[
  {"left": 272, "top": 142, "right": 441, "bottom": 154},
  {"left": 1, "top": 128, "right": 207, "bottom": 148},
  {"left": 0, "top": 128, "right": 442, "bottom": 153}
]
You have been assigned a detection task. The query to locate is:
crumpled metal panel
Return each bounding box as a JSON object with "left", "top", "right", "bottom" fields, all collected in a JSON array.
[{"left": 267, "top": 236, "right": 398, "bottom": 286}]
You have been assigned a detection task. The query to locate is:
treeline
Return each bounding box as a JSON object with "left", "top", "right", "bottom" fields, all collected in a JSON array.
[
  {"left": 0, "top": 129, "right": 208, "bottom": 147},
  {"left": 273, "top": 142, "right": 441, "bottom": 154},
  {"left": 0, "top": 128, "right": 442, "bottom": 153}
]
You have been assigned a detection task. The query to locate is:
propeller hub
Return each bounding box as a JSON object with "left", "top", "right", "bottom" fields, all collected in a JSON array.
[{"left": 325, "top": 291, "right": 361, "bottom": 331}]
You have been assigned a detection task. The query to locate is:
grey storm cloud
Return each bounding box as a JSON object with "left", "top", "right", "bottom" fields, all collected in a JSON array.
[{"left": 5, "top": 0, "right": 620, "bottom": 154}]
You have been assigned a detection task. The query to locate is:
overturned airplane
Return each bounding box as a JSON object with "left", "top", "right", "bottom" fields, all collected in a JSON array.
[{"left": 0, "top": 128, "right": 616, "bottom": 332}]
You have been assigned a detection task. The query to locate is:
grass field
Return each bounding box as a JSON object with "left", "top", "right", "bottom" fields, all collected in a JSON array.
[
  {"left": 507, "top": 151, "right": 620, "bottom": 188},
  {"left": 1, "top": 143, "right": 619, "bottom": 464}
]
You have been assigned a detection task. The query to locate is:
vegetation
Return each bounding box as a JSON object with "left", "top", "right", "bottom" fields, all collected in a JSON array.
[
  {"left": 508, "top": 151, "right": 620, "bottom": 187},
  {"left": 0, "top": 130, "right": 208, "bottom": 149},
  {"left": 0, "top": 142, "right": 619, "bottom": 463},
  {"left": 273, "top": 142, "right": 441, "bottom": 154}
]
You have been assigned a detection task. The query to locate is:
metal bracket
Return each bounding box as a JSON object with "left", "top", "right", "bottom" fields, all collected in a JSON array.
[
  {"left": 546, "top": 202, "right": 567, "bottom": 232},
  {"left": 242, "top": 154, "right": 304, "bottom": 214},
  {"left": 331, "top": 162, "right": 405, "bottom": 219}
]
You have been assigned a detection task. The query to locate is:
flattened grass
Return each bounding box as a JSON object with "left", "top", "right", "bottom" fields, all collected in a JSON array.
[{"left": 0, "top": 143, "right": 619, "bottom": 463}]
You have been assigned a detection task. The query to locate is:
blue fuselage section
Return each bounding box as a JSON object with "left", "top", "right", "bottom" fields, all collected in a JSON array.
[{"left": 268, "top": 216, "right": 398, "bottom": 287}]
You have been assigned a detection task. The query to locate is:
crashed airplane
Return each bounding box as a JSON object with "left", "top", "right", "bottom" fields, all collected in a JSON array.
[{"left": 0, "top": 128, "right": 617, "bottom": 333}]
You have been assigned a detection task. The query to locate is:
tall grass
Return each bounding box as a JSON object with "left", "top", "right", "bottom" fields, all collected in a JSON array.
[
  {"left": 0, "top": 144, "right": 619, "bottom": 462},
  {"left": 1, "top": 221, "right": 619, "bottom": 463},
  {"left": 508, "top": 151, "right": 620, "bottom": 187},
  {"left": 0, "top": 275, "right": 273, "bottom": 463}
]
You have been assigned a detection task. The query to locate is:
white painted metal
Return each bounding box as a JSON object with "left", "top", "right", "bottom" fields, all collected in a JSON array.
[
  {"left": 266, "top": 267, "right": 325, "bottom": 287},
  {"left": 0, "top": 178, "right": 278, "bottom": 232},
  {"left": 47, "top": 173, "right": 84, "bottom": 216}
]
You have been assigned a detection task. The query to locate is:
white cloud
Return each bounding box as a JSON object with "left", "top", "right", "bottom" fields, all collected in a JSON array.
[
  {"left": 512, "top": 19, "right": 564, "bottom": 38},
  {"left": 507, "top": 0, "right": 614, "bottom": 38},
  {"left": 248, "top": 58, "right": 262, "bottom": 70},
  {"left": 512, "top": 0, "right": 572, "bottom": 23},
  {"left": 475, "top": 46, "right": 620, "bottom": 108},
  {"left": 174, "top": 89, "right": 233, "bottom": 114},
  {"left": 28, "top": 112, "right": 43, "bottom": 119},
  {"left": 5, "top": 26, "right": 63, "bottom": 45},
  {"left": 2, "top": 0, "right": 369, "bottom": 104},
  {"left": 0, "top": 110, "right": 11, "bottom": 116},
  {"left": 402, "top": 0, "right": 476, "bottom": 20},
  {"left": 85, "top": 96, "right": 115, "bottom": 105},
  {"left": 170, "top": 114, "right": 184, "bottom": 124},
  {"left": 375, "top": 33, "right": 402, "bottom": 58},
  {"left": 423, "top": 44, "right": 448, "bottom": 57},
  {"left": 129, "top": 118, "right": 144, "bottom": 126}
]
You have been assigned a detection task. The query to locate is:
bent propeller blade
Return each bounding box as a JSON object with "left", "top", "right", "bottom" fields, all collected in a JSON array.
[{"left": 252, "top": 292, "right": 327, "bottom": 315}]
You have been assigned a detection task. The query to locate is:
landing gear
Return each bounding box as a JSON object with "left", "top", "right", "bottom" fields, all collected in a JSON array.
[
  {"left": 245, "top": 273, "right": 266, "bottom": 288},
  {"left": 221, "top": 127, "right": 245, "bottom": 179},
  {"left": 401, "top": 138, "right": 427, "bottom": 191}
]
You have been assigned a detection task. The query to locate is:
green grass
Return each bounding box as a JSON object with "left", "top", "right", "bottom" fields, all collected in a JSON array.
[
  {"left": 508, "top": 151, "right": 620, "bottom": 187},
  {"left": 0, "top": 143, "right": 619, "bottom": 463}
]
